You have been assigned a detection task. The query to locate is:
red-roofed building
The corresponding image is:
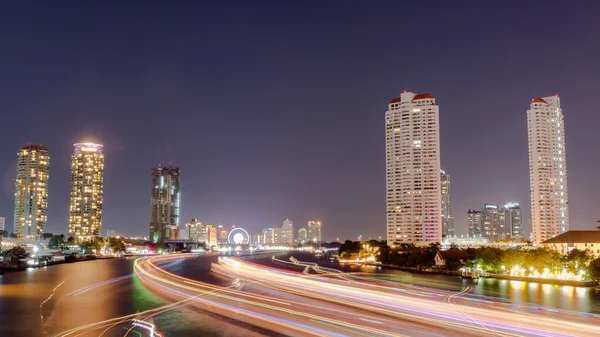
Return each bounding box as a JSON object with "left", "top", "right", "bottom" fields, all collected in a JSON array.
[
  {"left": 434, "top": 250, "right": 470, "bottom": 266},
  {"left": 412, "top": 93, "right": 434, "bottom": 101}
]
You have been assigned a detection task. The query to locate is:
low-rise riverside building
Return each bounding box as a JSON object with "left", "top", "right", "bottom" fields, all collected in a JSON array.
[{"left": 541, "top": 228, "right": 600, "bottom": 257}]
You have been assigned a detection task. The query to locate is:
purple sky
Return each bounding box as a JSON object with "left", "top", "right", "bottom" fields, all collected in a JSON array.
[{"left": 1, "top": 1, "right": 599, "bottom": 240}]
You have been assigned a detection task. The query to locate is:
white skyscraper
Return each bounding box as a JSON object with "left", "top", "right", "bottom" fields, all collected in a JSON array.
[
  {"left": 527, "top": 96, "right": 569, "bottom": 244},
  {"left": 386, "top": 92, "right": 441, "bottom": 245}
]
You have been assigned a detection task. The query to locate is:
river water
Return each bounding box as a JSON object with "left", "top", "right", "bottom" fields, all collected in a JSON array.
[
  {"left": 0, "top": 252, "right": 598, "bottom": 336},
  {"left": 263, "top": 252, "right": 600, "bottom": 314}
]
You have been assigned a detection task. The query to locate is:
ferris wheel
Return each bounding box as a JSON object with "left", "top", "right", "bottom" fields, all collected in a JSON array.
[{"left": 228, "top": 228, "right": 250, "bottom": 245}]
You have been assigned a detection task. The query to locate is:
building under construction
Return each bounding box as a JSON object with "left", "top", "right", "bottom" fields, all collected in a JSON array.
[{"left": 149, "top": 165, "right": 181, "bottom": 242}]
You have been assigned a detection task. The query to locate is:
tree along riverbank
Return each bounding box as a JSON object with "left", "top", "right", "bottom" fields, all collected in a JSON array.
[{"left": 368, "top": 263, "right": 598, "bottom": 287}]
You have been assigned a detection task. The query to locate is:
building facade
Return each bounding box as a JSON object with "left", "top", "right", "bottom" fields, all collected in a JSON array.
[
  {"left": 467, "top": 210, "right": 482, "bottom": 238},
  {"left": 386, "top": 92, "right": 441, "bottom": 245},
  {"left": 307, "top": 220, "right": 322, "bottom": 243},
  {"left": 298, "top": 228, "right": 308, "bottom": 244},
  {"left": 13, "top": 143, "right": 50, "bottom": 238},
  {"left": 217, "top": 225, "right": 228, "bottom": 244},
  {"left": 527, "top": 96, "right": 569, "bottom": 244},
  {"left": 280, "top": 219, "right": 294, "bottom": 245},
  {"left": 206, "top": 225, "right": 217, "bottom": 247},
  {"left": 440, "top": 170, "right": 454, "bottom": 238},
  {"left": 106, "top": 228, "right": 117, "bottom": 237},
  {"left": 186, "top": 218, "right": 204, "bottom": 242},
  {"left": 469, "top": 203, "right": 522, "bottom": 241},
  {"left": 68, "top": 142, "right": 104, "bottom": 239},
  {"left": 504, "top": 202, "right": 523, "bottom": 238},
  {"left": 541, "top": 229, "right": 600, "bottom": 258},
  {"left": 261, "top": 228, "right": 276, "bottom": 245},
  {"left": 149, "top": 166, "right": 181, "bottom": 242},
  {"left": 481, "top": 203, "right": 502, "bottom": 240},
  {"left": 0, "top": 217, "right": 4, "bottom": 233}
]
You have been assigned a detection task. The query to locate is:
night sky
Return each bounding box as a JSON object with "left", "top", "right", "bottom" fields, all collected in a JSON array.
[{"left": 1, "top": 1, "right": 599, "bottom": 240}]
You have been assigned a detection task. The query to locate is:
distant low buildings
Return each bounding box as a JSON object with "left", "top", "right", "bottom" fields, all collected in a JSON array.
[
  {"left": 106, "top": 228, "right": 117, "bottom": 237},
  {"left": 468, "top": 202, "right": 522, "bottom": 241},
  {"left": 186, "top": 218, "right": 203, "bottom": 242},
  {"left": 259, "top": 219, "right": 299, "bottom": 246}
]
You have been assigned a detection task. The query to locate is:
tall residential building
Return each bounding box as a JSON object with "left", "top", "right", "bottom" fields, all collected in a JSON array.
[
  {"left": 280, "top": 219, "right": 294, "bottom": 245},
  {"left": 386, "top": 92, "right": 441, "bottom": 245},
  {"left": 467, "top": 210, "right": 482, "bottom": 238},
  {"left": 149, "top": 165, "right": 181, "bottom": 242},
  {"left": 0, "top": 216, "right": 5, "bottom": 233},
  {"left": 13, "top": 143, "right": 50, "bottom": 238},
  {"left": 504, "top": 202, "right": 523, "bottom": 238},
  {"left": 298, "top": 228, "right": 308, "bottom": 244},
  {"left": 307, "top": 220, "right": 322, "bottom": 243},
  {"left": 440, "top": 170, "right": 454, "bottom": 238},
  {"left": 68, "top": 142, "right": 104, "bottom": 239},
  {"left": 527, "top": 96, "right": 569, "bottom": 244}
]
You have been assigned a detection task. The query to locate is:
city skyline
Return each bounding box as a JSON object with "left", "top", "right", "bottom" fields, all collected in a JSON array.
[{"left": 1, "top": 2, "right": 600, "bottom": 240}]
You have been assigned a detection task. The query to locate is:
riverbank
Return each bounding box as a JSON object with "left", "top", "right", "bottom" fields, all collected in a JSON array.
[
  {"left": 366, "top": 263, "right": 598, "bottom": 287},
  {"left": 0, "top": 255, "right": 119, "bottom": 273},
  {"left": 489, "top": 273, "right": 597, "bottom": 287}
]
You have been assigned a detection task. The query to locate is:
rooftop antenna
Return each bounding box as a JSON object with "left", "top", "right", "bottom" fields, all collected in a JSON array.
[
  {"left": 156, "top": 142, "right": 164, "bottom": 167},
  {"left": 165, "top": 141, "right": 174, "bottom": 167}
]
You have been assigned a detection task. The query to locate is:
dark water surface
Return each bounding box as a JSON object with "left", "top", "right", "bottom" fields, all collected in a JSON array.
[
  {"left": 263, "top": 252, "right": 600, "bottom": 314},
  {"left": 1, "top": 252, "right": 598, "bottom": 337}
]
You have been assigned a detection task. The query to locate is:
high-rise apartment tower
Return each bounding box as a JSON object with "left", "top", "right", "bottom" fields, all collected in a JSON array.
[
  {"left": 527, "top": 96, "right": 569, "bottom": 243},
  {"left": 68, "top": 142, "right": 104, "bottom": 238},
  {"left": 14, "top": 143, "right": 50, "bottom": 238},
  {"left": 386, "top": 92, "right": 441, "bottom": 245}
]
